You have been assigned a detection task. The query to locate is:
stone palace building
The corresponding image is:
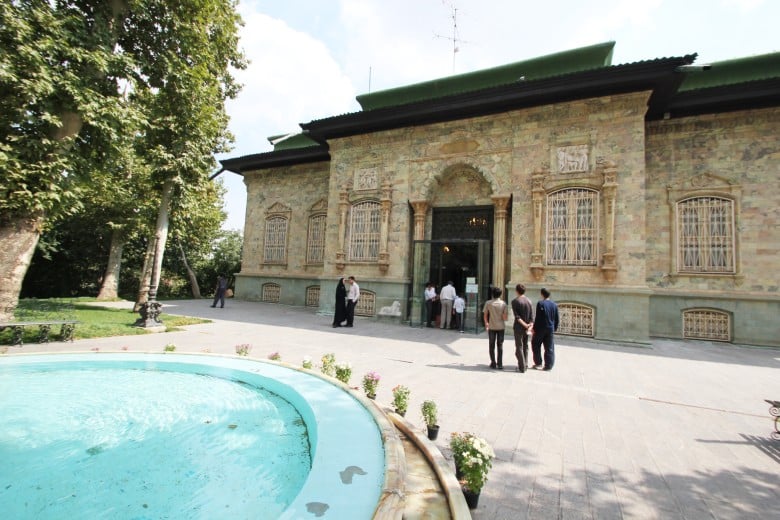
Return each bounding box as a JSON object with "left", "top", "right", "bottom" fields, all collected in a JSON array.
[{"left": 221, "top": 42, "right": 780, "bottom": 347}]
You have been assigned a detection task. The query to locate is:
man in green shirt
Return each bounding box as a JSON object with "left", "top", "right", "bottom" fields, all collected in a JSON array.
[{"left": 483, "top": 286, "right": 508, "bottom": 369}]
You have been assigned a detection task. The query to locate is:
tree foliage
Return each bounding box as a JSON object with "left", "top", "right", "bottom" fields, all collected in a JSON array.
[{"left": 0, "top": 0, "right": 245, "bottom": 317}]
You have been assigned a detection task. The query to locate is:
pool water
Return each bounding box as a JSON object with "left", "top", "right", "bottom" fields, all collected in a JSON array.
[{"left": 0, "top": 363, "right": 311, "bottom": 519}]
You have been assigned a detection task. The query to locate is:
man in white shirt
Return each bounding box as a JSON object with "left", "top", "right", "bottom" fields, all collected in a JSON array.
[
  {"left": 453, "top": 293, "right": 466, "bottom": 333},
  {"left": 345, "top": 276, "right": 360, "bottom": 327},
  {"left": 439, "top": 281, "right": 456, "bottom": 329},
  {"left": 424, "top": 282, "right": 437, "bottom": 327}
]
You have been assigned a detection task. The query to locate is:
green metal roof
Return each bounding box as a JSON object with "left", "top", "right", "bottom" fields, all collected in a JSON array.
[
  {"left": 356, "top": 41, "right": 615, "bottom": 111},
  {"left": 266, "top": 133, "right": 321, "bottom": 151},
  {"left": 679, "top": 51, "right": 780, "bottom": 91}
]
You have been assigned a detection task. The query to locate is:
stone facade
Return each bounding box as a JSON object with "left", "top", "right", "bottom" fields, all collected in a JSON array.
[{"left": 234, "top": 96, "right": 779, "bottom": 347}]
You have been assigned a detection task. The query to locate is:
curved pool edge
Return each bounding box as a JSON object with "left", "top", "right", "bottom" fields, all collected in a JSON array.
[{"left": 1, "top": 351, "right": 393, "bottom": 519}]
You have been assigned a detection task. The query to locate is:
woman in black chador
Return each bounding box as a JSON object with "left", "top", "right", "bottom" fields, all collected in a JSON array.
[{"left": 332, "top": 278, "right": 348, "bottom": 327}]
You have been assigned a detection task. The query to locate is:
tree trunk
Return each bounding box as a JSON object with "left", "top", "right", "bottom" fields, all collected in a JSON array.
[
  {"left": 178, "top": 241, "right": 202, "bottom": 298},
  {"left": 0, "top": 213, "right": 44, "bottom": 321},
  {"left": 97, "top": 228, "right": 125, "bottom": 300},
  {"left": 134, "top": 179, "right": 175, "bottom": 311},
  {"left": 133, "top": 237, "right": 155, "bottom": 312},
  {"left": 150, "top": 179, "right": 174, "bottom": 295}
]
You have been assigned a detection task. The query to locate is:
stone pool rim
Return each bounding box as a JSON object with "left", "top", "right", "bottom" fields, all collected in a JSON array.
[{"left": 1, "top": 351, "right": 404, "bottom": 519}]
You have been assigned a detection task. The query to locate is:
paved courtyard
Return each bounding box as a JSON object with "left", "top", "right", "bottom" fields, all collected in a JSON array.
[{"left": 12, "top": 299, "right": 779, "bottom": 519}]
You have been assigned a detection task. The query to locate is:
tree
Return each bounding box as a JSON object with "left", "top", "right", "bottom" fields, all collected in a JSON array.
[{"left": 0, "top": 1, "right": 244, "bottom": 321}]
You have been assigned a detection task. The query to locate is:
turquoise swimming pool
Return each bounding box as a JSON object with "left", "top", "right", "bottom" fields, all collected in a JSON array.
[{"left": 0, "top": 354, "right": 386, "bottom": 519}]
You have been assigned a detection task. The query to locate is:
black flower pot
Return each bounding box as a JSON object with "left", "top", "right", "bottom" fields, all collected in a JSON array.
[
  {"left": 395, "top": 409, "right": 406, "bottom": 417},
  {"left": 463, "top": 488, "right": 480, "bottom": 509},
  {"left": 426, "top": 424, "right": 439, "bottom": 441},
  {"left": 367, "top": 393, "right": 376, "bottom": 400}
]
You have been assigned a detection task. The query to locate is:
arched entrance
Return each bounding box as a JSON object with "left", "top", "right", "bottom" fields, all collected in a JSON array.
[{"left": 409, "top": 164, "right": 501, "bottom": 332}]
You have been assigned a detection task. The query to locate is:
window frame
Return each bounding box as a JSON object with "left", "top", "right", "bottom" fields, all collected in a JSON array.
[
  {"left": 675, "top": 196, "right": 736, "bottom": 274},
  {"left": 347, "top": 200, "right": 382, "bottom": 262},
  {"left": 545, "top": 188, "right": 599, "bottom": 266}
]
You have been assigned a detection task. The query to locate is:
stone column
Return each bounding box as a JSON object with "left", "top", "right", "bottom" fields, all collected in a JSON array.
[
  {"left": 335, "top": 187, "right": 349, "bottom": 271},
  {"left": 378, "top": 180, "right": 393, "bottom": 272},
  {"left": 600, "top": 161, "right": 618, "bottom": 282},
  {"left": 410, "top": 200, "right": 429, "bottom": 240},
  {"left": 491, "top": 194, "right": 511, "bottom": 291},
  {"left": 529, "top": 170, "right": 547, "bottom": 281}
]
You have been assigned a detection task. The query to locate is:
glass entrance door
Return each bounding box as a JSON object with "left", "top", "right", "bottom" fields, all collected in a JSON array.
[{"left": 410, "top": 239, "right": 490, "bottom": 333}]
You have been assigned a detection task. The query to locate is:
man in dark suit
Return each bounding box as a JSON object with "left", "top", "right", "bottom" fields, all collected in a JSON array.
[{"left": 531, "top": 287, "right": 559, "bottom": 371}]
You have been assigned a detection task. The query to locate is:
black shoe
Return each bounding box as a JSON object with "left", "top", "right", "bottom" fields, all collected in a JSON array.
[
  {"left": 489, "top": 362, "right": 497, "bottom": 369},
  {"left": 332, "top": 324, "right": 341, "bottom": 328},
  {"left": 210, "top": 305, "right": 215, "bottom": 308},
  {"left": 346, "top": 324, "right": 353, "bottom": 327},
  {"left": 543, "top": 366, "right": 552, "bottom": 371},
  {"left": 518, "top": 367, "right": 525, "bottom": 373},
  {"left": 497, "top": 365, "right": 503, "bottom": 370}
]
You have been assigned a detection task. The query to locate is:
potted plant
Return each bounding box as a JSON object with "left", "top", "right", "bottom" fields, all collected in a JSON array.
[
  {"left": 334, "top": 362, "right": 352, "bottom": 384},
  {"left": 267, "top": 351, "right": 281, "bottom": 361},
  {"left": 362, "top": 371, "right": 381, "bottom": 399},
  {"left": 235, "top": 344, "right": 252, "bottom": 356},
  {"left": 392, "top": 385, "right": 410, "bottom": 416},
  {"left": 301, "top": 356, "right": 313, "bottom": 369},
  {"left": 421, "top": 400, "right": 439, "bottom": 440},
  {"left": 449, "top": 432, "right": 495, "bottom": 509},
  {"left": 321, "top": 353, "right": 336, "bottom": 377}
]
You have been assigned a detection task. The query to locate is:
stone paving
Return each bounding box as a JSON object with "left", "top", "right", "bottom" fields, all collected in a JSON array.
[{"left": 10, "top": 299, "right": 780, "bottom": 519}]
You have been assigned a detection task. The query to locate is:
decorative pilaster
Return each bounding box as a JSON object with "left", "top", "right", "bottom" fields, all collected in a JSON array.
[
  {"left": 600, "top": 161, "right": 618, "bottom": 282},
  {"left": 378, "top": 180, "right": 393, "bottom": 272},
  {"left": 410, "top": 200, "right": 429, "bottom": 240},
  {"left": 529, "top": 170, "right": 547, "bottom": 281},
  {"left": 491, "top": 194, "right": 511, "bottom": 290},
  {"left": 336, "top": 187, "right": 349, "bottom": 271}
]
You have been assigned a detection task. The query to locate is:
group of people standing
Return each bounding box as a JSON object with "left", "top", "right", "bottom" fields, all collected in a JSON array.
[
  {"left": 424, "top": 281, "right": 467, "bottom": 332},
  {"left": 332, "top": 276, "right": 360, "bottom": 328},
  {"left": 482, "top": 284, "right": 559, "bottom": 372}
]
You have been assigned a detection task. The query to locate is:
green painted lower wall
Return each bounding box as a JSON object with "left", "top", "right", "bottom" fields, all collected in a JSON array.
[
  {"left": 649, "top": 293, "right": 780, "bottom": 347},
  {"left": 236, "top": 275, "right": 778, "bottom": 347},
  {"left": 236, "top": 274, "right": 411, "bottom": 323},
  {"left": 519, "top": 285, "right": 651, "bottom": 345}
]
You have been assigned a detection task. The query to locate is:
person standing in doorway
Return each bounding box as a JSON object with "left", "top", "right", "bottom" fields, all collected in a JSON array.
[
  {"left": 439, "top": 280, "right": 456, "bottom": 329},
  {"left": 531, "top": 287, "right": 559, "bottom": 371},
  {"left": 483, "top": 286, "right": 508, "bottom": 369},
  {"left": 345, "top": 276, "right": 360, "bottom": 327},
  {"left": 454, "top": 293, "right": 466, "bottom": 333},
  {"left": 332, "top": 278, "right": 347, "bottom": 327},
  {"left": 424, "top": 282, "right": 437, "bottom": 327},
  {"left": 511, "top": 284, "right": 533, "bottom": 372},
  {"left": 211, "top": 275, "right": 228, "bottom": 308}
]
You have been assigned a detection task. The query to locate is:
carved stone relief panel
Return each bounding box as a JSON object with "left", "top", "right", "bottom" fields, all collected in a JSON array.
[
  {"left": 354, "top": 167, "right": 379, "bottom": 191},
  {"left": 556, "top": 145, "right": 589, "bottom": 174}
]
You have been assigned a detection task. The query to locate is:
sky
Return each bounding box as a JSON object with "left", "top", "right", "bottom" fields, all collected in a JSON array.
[{"left": 215, "top": 0, "right": 779, "bottom": 231}]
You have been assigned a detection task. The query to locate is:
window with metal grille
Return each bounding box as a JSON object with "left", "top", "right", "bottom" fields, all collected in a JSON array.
[
  {"left": 263, "top": 217, "right": 288, "bottom": 264},
  {"left": 261, "top": 283, "right": 280, "bottom": 303},
  {"left": 546, "top": 189, "right": 598, "bottom": 265},
  {"left": 348, "top": 201, "right": 381, "bottom": 261},
  {"left": 306, "top": 214, "right": 327, "bottom": 264},
  {"left": 683, "top": 309, "right": 730, "bottom": 342},
  {"left": 355, "top": 291, "right": 375, "bottom": 316},
  {"left": 305, "top": 286, "right": 320, "bottom": 307},
  {"left": 677, "top": 197, "right": 735, "bottom": 273},
  {"left": 558, "top": 303, "right": 595, "bottom": 337}
]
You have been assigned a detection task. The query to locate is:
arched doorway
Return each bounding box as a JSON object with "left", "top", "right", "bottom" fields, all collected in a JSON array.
[{"left": 410, "top": 164, "right": 496, "bottom": 331}]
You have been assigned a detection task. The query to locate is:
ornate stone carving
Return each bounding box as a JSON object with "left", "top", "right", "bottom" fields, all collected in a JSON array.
[
  {"left": 556, "top": 145, "right": 589, "bottom": 174},
  {"left": 354, "top": 168, "right": 379, "bottom": 191}
]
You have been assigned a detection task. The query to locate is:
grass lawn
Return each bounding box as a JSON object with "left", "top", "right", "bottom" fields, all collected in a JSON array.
[{"left": 0, "top": 298, "right": 209, "bottom": 345}]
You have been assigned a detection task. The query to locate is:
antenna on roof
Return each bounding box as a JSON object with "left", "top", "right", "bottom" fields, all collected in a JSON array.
[{"left": 435, "top": 1, "right": 470, "bottom": 73}]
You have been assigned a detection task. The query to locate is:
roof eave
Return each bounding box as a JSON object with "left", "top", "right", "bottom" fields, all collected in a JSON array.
[
  {"left": 302, "top": 56, "right": 695, "bottom": 140},
  {"left": 220, "top": 144, "right": 330, "bottom": 174},
  {"left": 665, "top": 78, "right": 780, "bottom": 118}
]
